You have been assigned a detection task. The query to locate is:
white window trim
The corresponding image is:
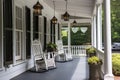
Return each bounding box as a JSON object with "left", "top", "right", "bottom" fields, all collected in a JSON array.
[
  {"left": 38, "top": 16, "right": 44, "bottom": 48},
  {"left": 15, "top": 6, "right": 23, "bottom": 60},
  {"left": 13, "top": 1, "right": 26, "bottom": 65}
]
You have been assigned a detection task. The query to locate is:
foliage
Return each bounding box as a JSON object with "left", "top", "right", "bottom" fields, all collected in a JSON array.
[
  {"left": 88, "top": 56, "right": 102, "bottom": 65},
  {"left": 111, "top": 0, "right": 120, "bottom": 42},
  {"left": 102, "top": 1, "right": 120, "bottom": 43},
  {"left": 62, "top": 36, "right": 68, "bottom": 45},
  {"left": 86, "top": 47, "right": 96, "bottom": 57},
  {"left": 71, "top": 27, "right": 91, "bottom": 45},
  {"left": 46, "top": 42, "right": 57, "bottom": 52},
  {"left": 87, "top": 47, "right": 96, "bottom": 54},
  {"left": 62, "top": 25, "right": 91, "bottom": 45},
  {"left": 112, "top": 54, "right": 120, "bottom": 76}
]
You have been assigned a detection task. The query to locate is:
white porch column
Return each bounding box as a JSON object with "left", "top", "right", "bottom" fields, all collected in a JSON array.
[
  {"left": 59, "top": 23, "right": 62, "bottom": 40},
  {"left": 68, "top": 22, "right": 71, "bottom": 55},
  {"left": 96, "top": 5, "right": 102, "bottom": 50},
  {"left": 91, "top": 18, "right": 94, "bottom": 46},
  {"left": 93, "top": 16, "right": 97, "bottom": 48},
  {"left": 104, "top": 0, "right": 114, "bottom": 79}
]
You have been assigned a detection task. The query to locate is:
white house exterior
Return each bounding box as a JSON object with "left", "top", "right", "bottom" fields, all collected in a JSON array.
[{"left": 0, "top": 0, "right": 114, "bottom": 80}]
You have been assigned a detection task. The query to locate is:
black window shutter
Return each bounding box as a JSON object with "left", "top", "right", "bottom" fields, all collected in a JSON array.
[
  {"left": 25, "top": 6, "right": 31, "bottom": 59},
  {"left": 43, "top": 17, "right": 47, "bottom": 51},
  {"left": 3, "top": 0, "right": 13, "bottom": 66},
  {"left": 58, "top": 23, "right": 60, "bottom": 40},
  {"left": 33, "top": 15, "right": 38, "bottom": 40},
  {"left": 53, "top": 24, "right": 55, "bottom": 43},
  {"left": 50, "top": 20, "right": 53, "bottom": 42}
]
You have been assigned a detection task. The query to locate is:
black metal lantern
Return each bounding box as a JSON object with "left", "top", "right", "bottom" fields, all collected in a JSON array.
[
  {"left": 63, "top": 11, "right": 70, "bottom": 21},
  {"left": 63, "top": 0, "right": 70, "bottom": 21},
  {"left": 51, "top": 16, "right": 58, "bottom": 24},
  {"left": 33, "top": 1, "right": 43, "bottom": 16},
  {"left": 51, "top": 1, "right": 58, "bottom": 24},
  {"left": 73, "top": 20, "right": 77, "bottom": 25}
]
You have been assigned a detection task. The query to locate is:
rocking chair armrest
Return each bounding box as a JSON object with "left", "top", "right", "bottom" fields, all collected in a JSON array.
[
  {"left": 42, "top": 52, "right": 47, "bottom": 59},
  {"left": 33, "top": 54, "right": 44, "bottom": 61},
  {"left": 44, "top": 52, "right": 55, "bottom": 59}
]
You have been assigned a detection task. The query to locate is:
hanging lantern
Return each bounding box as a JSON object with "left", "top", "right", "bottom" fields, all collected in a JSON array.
[
  {"left": 72, "top": 20, "right": 77, "bottom": 25},
  {"left": 51, "top": 16, "right": 58, "bottom": 24},
  {"left": 63, "top": 0, "right": 70, "bottom": 21},
  {"left": 33, "top": 1, "right": 43, "bottom": 16},
  {"left": 63, "top": 11, "right": 70, "bottom": 21},
  {"left": 51, "top": 1, "right": 58, "bottom": 24}
]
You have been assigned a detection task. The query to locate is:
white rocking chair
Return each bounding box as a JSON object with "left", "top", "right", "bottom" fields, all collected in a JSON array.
[
  {"left": 32, "top": 40, "right": 56, "bottom": 71},
  {"left": 56, "top": 40, "right": 72, "bottom": 62}
]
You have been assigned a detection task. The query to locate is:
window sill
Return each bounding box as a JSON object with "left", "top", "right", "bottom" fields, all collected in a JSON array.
[{"left": 13, "top": 60, "right": 26, "bottom": 66}]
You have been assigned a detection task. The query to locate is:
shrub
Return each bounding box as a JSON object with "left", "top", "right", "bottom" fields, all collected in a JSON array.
[
  {"left": 86, "top": 47, "right": 96, "bottom": 57},
  {"left": 87, "top": 47, "right": 96, "bottom": 54},
  {"left": 112, "top": 54, "right": 120, "bottom": 76},
  {"left": 46, "top": 42, "right": 57, "bottom": 52},
  {"left": 88, "top": 56, "right": 102, "bottom": 65}
]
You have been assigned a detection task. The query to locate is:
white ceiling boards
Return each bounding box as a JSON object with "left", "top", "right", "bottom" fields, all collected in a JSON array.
[{"left": 44, "top": 0, "right": 96, "bottom": 18}]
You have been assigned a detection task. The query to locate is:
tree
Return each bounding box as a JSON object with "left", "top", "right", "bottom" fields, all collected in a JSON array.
[{"left": 111, "top": 0, "right": 120, "bottom": 42}]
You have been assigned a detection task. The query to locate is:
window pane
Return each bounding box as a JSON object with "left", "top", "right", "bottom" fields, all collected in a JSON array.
[{"left": 16, "top": 6, "right": 22, "bottom": 30}]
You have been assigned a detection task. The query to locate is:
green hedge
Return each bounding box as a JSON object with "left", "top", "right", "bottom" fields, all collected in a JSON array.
[{"left": 112, "top": 54, "right": 120, "bottom": 76}]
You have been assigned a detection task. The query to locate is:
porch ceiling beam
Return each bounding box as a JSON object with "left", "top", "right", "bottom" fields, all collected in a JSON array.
[{"left": 60, "top": 19, "right": 91, "bottom": 24}]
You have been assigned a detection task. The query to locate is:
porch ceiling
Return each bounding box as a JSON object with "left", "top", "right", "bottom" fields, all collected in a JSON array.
[{"left": 44, "top": 0, "right": 96, "bottom": 19}]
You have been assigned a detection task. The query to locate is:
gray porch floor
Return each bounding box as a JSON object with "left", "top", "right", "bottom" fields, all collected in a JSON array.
[{"left": 11, "top": 57, "right": 89, "bottom": 80}]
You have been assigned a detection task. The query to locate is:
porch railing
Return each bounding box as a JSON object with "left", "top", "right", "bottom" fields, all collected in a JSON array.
[
  {"left": 96, "top": 49, "right": 105, "bottom": 74},
  {"left": 63, "top": 45, "right": 91, "bottom": 57}
]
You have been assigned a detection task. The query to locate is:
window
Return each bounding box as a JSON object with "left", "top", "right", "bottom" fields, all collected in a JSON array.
[{"left": 15, "top": 6, "right": 23, "bottom": 60}]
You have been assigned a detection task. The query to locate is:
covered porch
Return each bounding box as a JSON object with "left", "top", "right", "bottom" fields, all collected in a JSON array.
[{"left": 0, "top": 0, "right": 114, "bottom": 80}]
